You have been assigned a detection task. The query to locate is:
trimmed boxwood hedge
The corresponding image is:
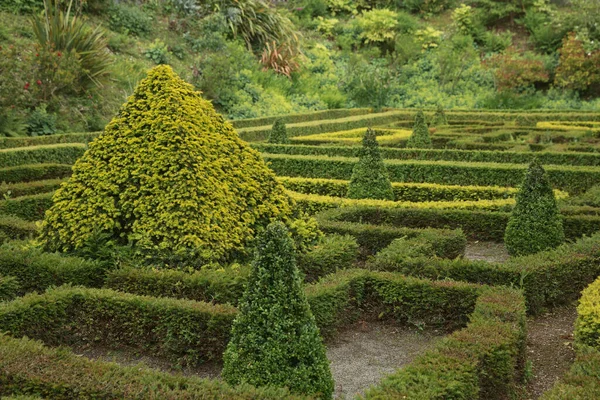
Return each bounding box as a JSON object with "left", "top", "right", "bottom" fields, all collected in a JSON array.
[
  {"left": 231, "top": 108, "right": 372, "bottom": 129},
  {"left": 0, "top": 144, "right": 86, "bottom": 168},
  {"left": 0, "top": 275, "right": 19, "bottom": 301},
  {"left": 0, "top": 132, "right": 97, "bottom": 150},
  {"left": 254, "top": 143, "right": 600, "bottom": 167},
  {"left": 0, "top": 179, "right": 63, "bottom": 198},
  {"left": 263, "top": 154, "right": 600, "bottom": 194},
  {"left": 0, "top": 164, "right": 72, "bottom": 184},
  {"left": 0, "top": 334, "right": 299, "bottom": 399},
  {"left": 0, "top": 193, "right": 53, "bottom": 221},
  {"left": 0, "top": 216, "right": 38, "bottom": 240}
]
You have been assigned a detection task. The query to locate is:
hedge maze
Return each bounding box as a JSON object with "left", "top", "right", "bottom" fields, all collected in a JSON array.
[{"left": 1, "top": 104, "right": 600, "bottom": 399}]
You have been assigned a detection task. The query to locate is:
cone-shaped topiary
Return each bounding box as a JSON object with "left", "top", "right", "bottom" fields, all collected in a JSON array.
[
  {"left": 504, "top": 159, "right": 565, "bottom": 256},
  {"left": 431, "top": 104, "right": 448, "bottom": 126},
  {"left": 346, "top": 128, "right": 394, "bottom": 200},
  {"left": 268, "top": 119, "right": 290, "bottom": 144},
  {"left": 222, "top": 221, "right": 334, "bottom": 398},
  {"left": 39, "top": 65, "right": 292, "bottom": 263},
  {"left": 406, "top": 110, "right": 432, "bottom": 148}
]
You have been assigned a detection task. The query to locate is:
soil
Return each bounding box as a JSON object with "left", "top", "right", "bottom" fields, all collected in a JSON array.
[
  {"left": 72, "top": 321, "right": 443, "bottom": 399},
  {"left": 464, "top": 241, "right": 510, "bottom": 263},
  {"left": 522, "top": 304, "right": 577, "bottom": 399}
]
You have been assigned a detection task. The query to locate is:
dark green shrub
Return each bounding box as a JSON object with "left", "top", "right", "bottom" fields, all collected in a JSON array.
[
  {"left": 222, "top": 222, "right": 334, "bottom": 398},
  {"left": 298, "top": 234, "right": 359, "bottom": 282},
  {"left": 108, "top": 4, "right": 152, "bottom": 37},
  {"left": 504, "top": 159, "right": 565, "bottom": 256},
  {"left": 25, "top": 106, "right": 57, "bottom": 137},
  {"left": 0, "top": 164, "right": 72, "bottom": 184},
  {"left": 0, "top": 275, "right": 19, "bottom": 301},
  {"left": 431, "top": 104, "right": 448, "bottom": 126},
  {"left": 406, "top": 110, "right": 432, "bottom": 149},
  {"left": 268, "top": 119, "right": 290, "bottom": 144},
  {"left": 347, "top": 129, "right": 394, "bottom": 200}
]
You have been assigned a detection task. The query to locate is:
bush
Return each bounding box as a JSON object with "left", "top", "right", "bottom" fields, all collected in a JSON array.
[
  {"left": 25, "top": 106, "right": 57, "bottom": 136},
  {"left": 0, "top": 164, "right": 72, "bottom": 184},
  {"left": 504, "top": 160, "right": 565, "bottom": 256},
  {"left": 0, "top": 275, "right": 19, "bottom": 301},
  {"left": 575, "top": 277, "right": 600, "bottom": 350},
  {"left": 431, "top": 104, "right": 448, "bottom": 126},
  {"left": 406, "top": 110, "right": 432, "bottom": 149},
  {"left": 347, "top": 129, "right": 394, "bottom": 200},
  {"left": 108, "top": 4, "right": 152, "bottom": 37},
  {"left": 0, "top": 144, "right": 85, "bottom": 168},
  {"left": 39, "top": 65, "right": 292, "bottom": 264},
  {"left": 222, "top": 222, "right": 334, "bottom": 398},
  {"left": 0, "top": 192, "right": 53, "bottom": 221},
  {"left": 268, "top": 119, "right": 290, "bottom": 144},
  {"left": 298, "top": 234, "right": 359, "bottom": 282},
  {"left": 144, "top": 39, "right": 170, "bottom": 65}
]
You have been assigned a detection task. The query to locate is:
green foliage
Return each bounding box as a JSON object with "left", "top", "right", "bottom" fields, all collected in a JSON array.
[
  {"left": 144, "top": 39, "right": 170, "bottom": 65},
  {"left": 39, "top": 65, "right": 292, "bottom": 264},
  {"left": 575, "top": 276, "right": 600, "bottom": 349},
  {"left": 467, "top": 0, "right": 535, "bottom": 27},
  {"left": 0, "top": 275, "right": 19, "bottom": 301},
  {"left": 555, "top": 33, "right": 600, "bottom": 95},
  {"left": 347, "top": 129, "right": 394, "bottom": 200},
  {"left": 403, "top": 0, "right": 452, "bottom": 14},
  {"left": 344, "top": 59, "right": 397, "bottom": 111},
  {"left": 297, "top": 234, "right": 358, "bottom": 281},
  {"left": 25, "top": 105, "right": 57, "bottom": 136},
  {"left": 431, "top": 104, "right": 448, "bottom": 126},
  {"left": 357, "top": 9, "right": 398, "bottom": 44},
  {"left": 108, "top": 4, "right": 152, "bottom": 37},
  {"left": 222, "top": 222, "right": 334, "bottom": 398},
  {"left": 452, "top": 4, "right": 477, "bottom": 36},
  {"left": 0, "top": 163, "right": 72, "bottom": 183},
  {"left": 268, "top": 118, "right": 290, "bottom": 144},
  {"left": 32, "top": 0, "right": 111, "bottom": 89},
  {"left": 406, "top": 110, "right": 432, "bottom": 148},
  {"left": 504, "top": 159, "right": 565, "bottom": 256}
]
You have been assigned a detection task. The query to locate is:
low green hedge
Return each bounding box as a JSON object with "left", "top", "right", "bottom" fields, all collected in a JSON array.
[
  {"left": 263, "top": 154, "right": 600, "bottom": 193},
  {"left": 105, "top": 265, "right": 250, "bottom": 306},
  {"left": 0, "top": 132, "right": 97, "bottom": 149},
  {"left": 0, "top": 144, "right": 86, "bottom": 168},
  {"left": 316, "top": 206, "right": 600, "bottom": 242},
  {"left": 365, "top": 286, "right": 526, "bottom": 400},
  {"left": 0, "top": 243, "right": 106, "bottom": 295},
  {"left": 238, "top": 111, "right": 405, "bottom": 142},
  {"left": 382, "top": 233, "right": 600, "bottom": 315},
  {"left": 0, "top": 216, "right": 38, "bottom": 240},
  {"left": 0, "top": 334, "right": 298, "bottom": 399},
  {"left": 0, "top": 164, "right": 72, "bottom": 184},
  {"left": 297, "top": 234, "right": 359, "bottom": 282},
  {"left": 279, "top": 176, "right": 518, "bottom": 202},
  {"left": 255, "top": 143, "right": 600, "bottom": 167},
  {"left": 0, "top": 179, "right": 63, "bottom": 198},
  {"left": 316, "top": 213, "right": 466, "bottom": 257},
  {"left": 0, "top": 193, "right": 53, "bottom": 221},
  {"left": 231, "top": 108, "right": 372, "bottom": 129},
  {"left": 0, "top": 275, "right": 19, "bottom": 301},
  {"left": 0, "top": 286, "right": 236, "bottom": 366},
  {"left": 574, "top": 277, "right": 600, "bottom": 350}
]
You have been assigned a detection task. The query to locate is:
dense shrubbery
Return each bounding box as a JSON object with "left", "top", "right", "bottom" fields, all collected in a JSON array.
[
  {"left": 268, "top": 119, "right": 290, "bottom": 144},
  {"left": 222, "top": 222, "right": 334, "bottom": 398},
  {"left": 504, "top": 160, "right": 564, "bottom": 256},
  {"left": 406, "top": 110, "right": 432, "bottom": 148},
  {"left": 347, "top": 128, "right": 394, "bottom": 200},
  {"left": 39, "top": 65, "right": 292, "bottom": 264}
]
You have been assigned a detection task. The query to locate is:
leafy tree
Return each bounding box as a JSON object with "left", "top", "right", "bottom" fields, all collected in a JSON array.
[
  {"left": 347, "top": 128, "right": 394, "bottom": 200},
  {"left": 406, "top": 110, "right": 432, "bottom": 148},
  {"left": 268, "top": 118, "right": 290, "bottom": 144},
  {"left": 504, "top": 159, "right": 564, "bottom": 256},
  {"left": 39, "top": 65, "right": 292, "bottom": 263},
  {"left": 222, "top": 221, "right": 333, "bottom": 398},
  {"left": 555, "top": 33, "right": 600, "bottom": 95}
]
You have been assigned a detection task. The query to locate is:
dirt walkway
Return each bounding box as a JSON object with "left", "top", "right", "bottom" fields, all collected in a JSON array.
[
  {"left": 464, "top": 241, "right": 510, "bottom": 263},
  {"left": 523, "top": 304, "right": 577, "bottom": 399}
]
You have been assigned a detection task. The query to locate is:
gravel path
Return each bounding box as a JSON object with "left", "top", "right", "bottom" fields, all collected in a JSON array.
[{"left": 464, "top": 241, "right": 510, "bottom": 263}]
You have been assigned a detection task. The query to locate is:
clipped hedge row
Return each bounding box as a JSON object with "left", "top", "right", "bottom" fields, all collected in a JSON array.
[
  {"left": 279, "top": 176, "right": 519, "bottom": 202},
  {"left": 0, "top": 216, "right": 38, "bottom": 240},
  {"left": 263, "top": 153, "right": 600, "bottom": 193},
  {"left": 0, "top": 286, "right": 236, "bottom": 366},
  {"left": 231, "top": 108, "right": 372, "bottom": 129},
  {"left": 0, "top": 193, "right": 53, "bottom": 221},
  {"left": 0, "top": 144, "right": 86, "bottom": 168},
  {"left": 0, "top": 179, "right": 63, "bottom": 198},
  {"left": 315, "top": 206, "right": 600, "bottom": 242},
  {"left": 255, "top": 143, "right": 600, "bottom": 167},
  {"left": 315, "top": 214, "right": 466, "bottom": 257},
  {"left": 0, "top": 164, "right": 72, "bottom": 184},
  {"left": 0, "top": 275, "right": 19, "bottom": 301},
  {"left": 0, "top": 334, "right": 298, "bottom": 399},
  {"left": 297, "top": 234, "right": 359, "bottom": 282},
  {"left": 365, "top": 286, "right": 526, "bottom": 400},
  {"left": 0, "top": 132, "right": 97, "bottom": 149},
  {"left": 238, "top": 111, "right": 405, "bottom": 142},
  {"left": 0, "top": 243, "right": 106, "bottom": 295}
]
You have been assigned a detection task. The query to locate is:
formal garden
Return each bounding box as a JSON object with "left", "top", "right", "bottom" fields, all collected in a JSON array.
[{"left": 2, "top": 0, "right": 600, "bottom": 398}]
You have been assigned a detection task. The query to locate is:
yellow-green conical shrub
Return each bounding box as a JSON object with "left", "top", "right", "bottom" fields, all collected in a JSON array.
[{"left": 39, "top": 65, "right": 292, "bottom": 263}]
